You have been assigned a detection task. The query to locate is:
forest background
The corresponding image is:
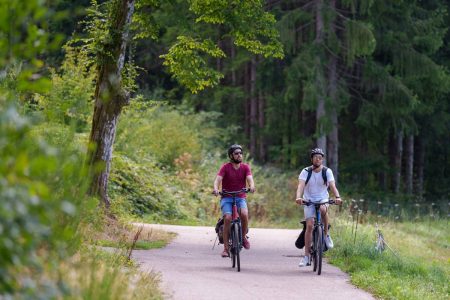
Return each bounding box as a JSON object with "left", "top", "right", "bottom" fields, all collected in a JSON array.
[{"left": 1, "top": 0, "right": 448, "bottom": 299}]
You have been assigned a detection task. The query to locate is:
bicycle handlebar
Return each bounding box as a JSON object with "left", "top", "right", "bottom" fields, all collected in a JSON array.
[
  {"left": 219, "top": 188, "right": 250, "bottom": 196},
  {"left": 301, "top": 199, "right": 337, "bottom": 206}
]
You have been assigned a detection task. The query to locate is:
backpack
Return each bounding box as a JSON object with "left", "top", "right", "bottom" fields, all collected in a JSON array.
[
  {"left": 305, "top": 166, "right": 328, "bottom": 185},
  {"left": 215, "top": 217, "right": 224, "bottom": 244}
]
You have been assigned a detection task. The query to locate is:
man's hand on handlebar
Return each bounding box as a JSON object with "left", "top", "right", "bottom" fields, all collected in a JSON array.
[
  {"left": 334, "top": 197, "right": 343, "bottom": 205},
  {"left": 295, "top": 197, "right": 304, "bottom": 205},
  {"left": 249, "top": 187, "right": 256, "bottom": 193},
  {"left": 212, "top": 189, "right": 219, "bottom": 196}
]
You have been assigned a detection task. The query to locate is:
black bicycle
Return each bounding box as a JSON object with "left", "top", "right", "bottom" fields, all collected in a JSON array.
[
  {"left": 302, "top": 199, "right": 336, "bottom": 275},
  {"left": 219, "top": 188, "right": 249, "bottom": 272}
]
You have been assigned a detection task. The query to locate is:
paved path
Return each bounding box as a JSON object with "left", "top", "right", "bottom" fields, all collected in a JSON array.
[{"left": 132, "top": 224, "right": 375, "bottom": 300}]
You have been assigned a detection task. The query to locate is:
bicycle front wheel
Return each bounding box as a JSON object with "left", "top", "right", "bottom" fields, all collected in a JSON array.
[
  {"left": 312, "top": 229, "right": 317, "bottom": 271},
  {"left": 316, "top": 226, "right": 324, "bottom": 275},
  {"left": 233, "top": 223, "right": 241, "bottom": 272},
  {"left": 230, "top": 226, "right": 236, "bottom": 268}
]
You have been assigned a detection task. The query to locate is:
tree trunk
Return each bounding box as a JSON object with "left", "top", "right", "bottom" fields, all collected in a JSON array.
[
  {"left": 393, "top": 130, "right": 403, "bottom": 194},
  {"left": 231, "top": 43, "right": 236, "bottom": 86},
  {"left": 244, "top": 62, "right": 250, "bottom": 140},
  {"left": 88, "top": 0, "right": 135, "bottom": 209},
  {"left": 249, "top": 57, "right": 257, "bottom": 157},
  {"left": 315, "top": 0, "right": 326, "bottom": 160},
  {"left": 327, "top": 1, "right": 338, "bottom": 179},
  {"left": 378, "top": 141, "right": 388, "bottom": 190},
  {"left": 258, "top": 91, "right": 266, "bottom": 162},
  {"left": 415, "top": 134, "right": 425, "bottom": 197},
  {"left": 405, "top": 134, "right": 414, "bottom": 194}
]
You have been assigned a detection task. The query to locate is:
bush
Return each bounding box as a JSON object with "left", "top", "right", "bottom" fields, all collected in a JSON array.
[
  {"left": 0, "top": 105, "right": 91, "bottom": 296},
  {"left": 34, "top": 45, "right": 95, "bottom": 131},
  {"left": 109, "top": 154, "right": 186, "bottom": 219},
  {"left": 115, "top": 104, "right": 200, "bottom": 167}
]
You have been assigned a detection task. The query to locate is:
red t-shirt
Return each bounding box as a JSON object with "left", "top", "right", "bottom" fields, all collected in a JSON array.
[{"left": 217, "top": 162, "right": 252, "bottom": 198}]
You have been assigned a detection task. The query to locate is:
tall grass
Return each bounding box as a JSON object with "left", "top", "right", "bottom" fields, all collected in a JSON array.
[{"left": 327, "top": 214, "right": 449, "bottom": 300}]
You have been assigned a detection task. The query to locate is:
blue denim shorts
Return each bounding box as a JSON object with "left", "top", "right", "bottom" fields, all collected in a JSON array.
[{"left": 220, "top": 197, "right": 248, "bottom": 215}]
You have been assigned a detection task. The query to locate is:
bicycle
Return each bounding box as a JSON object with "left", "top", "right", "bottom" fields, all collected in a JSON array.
[
  {"left": 302, "top": 199, "right": 337, "bottom": 275},
  {"left": 219, "top": 188, "right": 249, "bottom": 272}
]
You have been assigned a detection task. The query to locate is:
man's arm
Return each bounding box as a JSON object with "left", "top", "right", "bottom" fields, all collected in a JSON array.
[
  {"left": 295, "top": 180, "right": 306, "bottom": 204},
  {"left": 213, "top": 175, "right": 223, "bottom": 196},
  {"left": 328, "top": 181, "right": 342, "bottom": 204},
  {"left": 246, "top": 175, "right": 255, "bottom": 193}
]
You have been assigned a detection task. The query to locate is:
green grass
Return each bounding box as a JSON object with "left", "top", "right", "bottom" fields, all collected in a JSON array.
[
  {"left": 96, "top": 239, "right": 169, "bottom": 250},
  {"left": 327, "top": 218, "right": 449, "bottom": 300}
]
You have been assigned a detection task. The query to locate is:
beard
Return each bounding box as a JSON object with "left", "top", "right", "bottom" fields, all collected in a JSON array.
[
  {"left": 312, "top": 162, "right": 321, "bottom": 169},
  {"left": 231, "top": 157, "right": 242, "bottom": 164}
]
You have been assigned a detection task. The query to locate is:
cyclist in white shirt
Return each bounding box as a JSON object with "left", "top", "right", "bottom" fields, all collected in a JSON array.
[{"left": 295, "top": 148, "right": 343, "bottom": 267}]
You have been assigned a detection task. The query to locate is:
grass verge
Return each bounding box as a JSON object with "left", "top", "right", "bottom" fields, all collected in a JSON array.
[{"left": 327, "top": 218, "right": 449, "bottom": 300}]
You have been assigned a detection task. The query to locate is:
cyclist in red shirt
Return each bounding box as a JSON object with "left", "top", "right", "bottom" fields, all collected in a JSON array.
[{"left": 213, "top": 144, "right": 255, "bottom": 258}]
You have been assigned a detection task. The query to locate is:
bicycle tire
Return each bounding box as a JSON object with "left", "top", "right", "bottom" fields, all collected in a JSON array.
[
  {"left": 317, "top": 226, "right": 323, "bottom": 275},
  {"left": 312, "top": 228, "right": 318, "bottom": 271},
  {"left": 234, "top": 223, "right": 241, "bottom": 272},
  {"left": 230, "top": 225, "right": 236, "bottom": 268}
]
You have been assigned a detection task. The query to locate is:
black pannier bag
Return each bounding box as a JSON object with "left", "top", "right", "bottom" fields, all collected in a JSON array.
[
  {"left": 295, "top": 220, "right": 306, "bottom": 249},
  {"left": 215, "top": 216, "right": 224, "bottom": 244}
]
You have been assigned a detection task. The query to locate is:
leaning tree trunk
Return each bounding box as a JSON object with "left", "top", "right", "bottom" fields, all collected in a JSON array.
[{"left": 88, "top": 0, "right": 135, "bottom": 209}]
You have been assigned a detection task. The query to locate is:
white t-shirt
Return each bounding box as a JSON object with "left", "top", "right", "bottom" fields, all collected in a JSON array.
[{"left": 298, "top": 167, "right": 335, "bottom": 202}]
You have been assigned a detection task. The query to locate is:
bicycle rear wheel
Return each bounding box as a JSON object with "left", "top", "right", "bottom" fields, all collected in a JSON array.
[
  {"left": 316, "top": 226, "right": 323, "bottom": 275},
  {"left": 234, "top": 223, "right": 241, "bottom": 272}
]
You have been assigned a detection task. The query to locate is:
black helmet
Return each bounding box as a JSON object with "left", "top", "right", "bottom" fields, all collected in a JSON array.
[
  {"left": 228, "top": 144, "right": 243, "bottom": 158},
  {"left": 310, "top": 148, "right": 325, "bottom": 158}
]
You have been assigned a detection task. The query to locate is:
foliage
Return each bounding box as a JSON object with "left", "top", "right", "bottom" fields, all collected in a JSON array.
[
  {"left": 161, "top": 36, "right": 226, "bottom": 93},
  {"left": 109, "top": 154, "right": 186, "bottom": 219},
  {"left": 0, "top": 104, "right": 93, "bottom": 295},
  {"left": 34, "top": 45, "right": 95, "bottom": 130},
  {"left": 189, "top": 0, "right": 284, "bottom": 58},
  {"left": 159, "top": 0, "right": 283, "bottom": 92},
  {"left": 0, "top": 0, "right": 53, "bottom": 95},
  {"left": 116, "top": 102, "right": 220, "bottom": 166}
]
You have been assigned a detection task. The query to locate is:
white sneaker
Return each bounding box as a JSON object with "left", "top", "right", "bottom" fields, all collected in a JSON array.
[
  {"left": 299, "top": 256, "right": 310, "bottom": 267},
  {"left": 325, "top": 234, "right": 334, "bottom": 249}
]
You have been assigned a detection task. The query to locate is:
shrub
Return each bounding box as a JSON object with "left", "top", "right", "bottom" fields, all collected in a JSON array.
[
  {"left": 109, "top": 154, "right": 186, "bottom": 219},
  {"left": 0, "top": 105, "right": 91, "bottom": 296},
  {"left": 34, "top": 45, "right": 95, "bottom": 131}
]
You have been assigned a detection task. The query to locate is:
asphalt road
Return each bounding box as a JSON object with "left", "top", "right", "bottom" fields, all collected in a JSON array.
[{"left": 132, "top": 224, "right": 375, "bottom": 300}]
